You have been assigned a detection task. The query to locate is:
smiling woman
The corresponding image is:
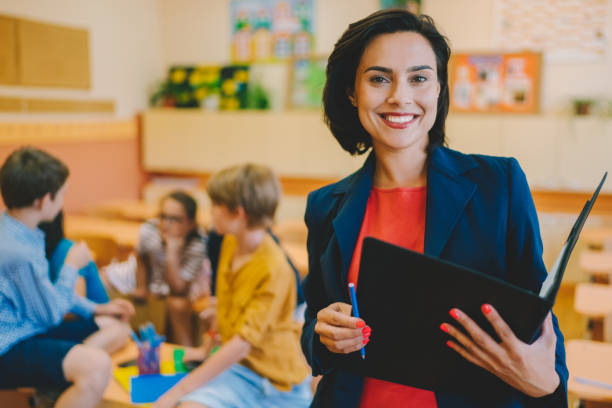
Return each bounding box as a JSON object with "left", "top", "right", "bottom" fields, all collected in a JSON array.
[{"left": 300, "top": 8, "right": 568, "bottom": 408}]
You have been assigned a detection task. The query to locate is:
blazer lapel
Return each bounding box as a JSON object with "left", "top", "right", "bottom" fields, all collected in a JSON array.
[
  {"left": 424, "top": 147, "right": 478, "bottom": 258},
  {"left": 329, "top": 154, "right": 375, "bottom": 291}
]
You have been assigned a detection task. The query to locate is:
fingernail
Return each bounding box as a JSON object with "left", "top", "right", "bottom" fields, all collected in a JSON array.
[
  {"left": 363, "top": 338, "right": 370, "bottom": 345},
  {"left": 362, "top": 327, "right": 371, "bottom": 335},
  {"left": 449, "top": 309, "right": 460, "bottom": 320},
  {"left": 356, "top": 320, "right": 365, "bottom": 328},
  {"left": 446, "top": 340, "right": 453, "bottom": 348},
  {"left": 482, "top": 304, "right": 492, "bottom": 315},
  {"left": 440, "top": 323, "right": 450, "bottom": 333}
]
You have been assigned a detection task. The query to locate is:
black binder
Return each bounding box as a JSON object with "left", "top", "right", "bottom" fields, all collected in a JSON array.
[{"left": 335, "top": 172, "right": 607, "bottom": 392}]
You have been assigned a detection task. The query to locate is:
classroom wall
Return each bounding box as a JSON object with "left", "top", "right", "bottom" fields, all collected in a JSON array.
[
  {"left": 0, "top": 0, "right": 165, "bottom": 120},
  {"left": 0, "top": 119, "right": 143, "bottom": 213},
  {"left": 153, "top": 0, "right": 612, "bottom": 192},
  {"left": 160, "top": 0, "right": 612, "bottom": 113}
]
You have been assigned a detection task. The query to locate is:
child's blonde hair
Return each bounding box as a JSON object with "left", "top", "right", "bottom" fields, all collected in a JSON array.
[{"left": 206, "top": 164, "right": 281, "bottom": 228}]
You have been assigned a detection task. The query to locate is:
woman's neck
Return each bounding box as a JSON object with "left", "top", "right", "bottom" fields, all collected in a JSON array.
[{"left": 373, "top": 144, "right": 428, "bottom": 189}]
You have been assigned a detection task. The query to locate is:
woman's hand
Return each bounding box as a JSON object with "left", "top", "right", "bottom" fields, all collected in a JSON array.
[
  {"left": 442, "top": 305, "right": 560, "bottom": 398},
  {"left": 315, "top": 302, "right": 370, "bottom": 354}
]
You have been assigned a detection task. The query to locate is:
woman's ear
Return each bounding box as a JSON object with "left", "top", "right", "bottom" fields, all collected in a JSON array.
[{"left": 347, "top": 89, "right": 357, "bottom": 107}]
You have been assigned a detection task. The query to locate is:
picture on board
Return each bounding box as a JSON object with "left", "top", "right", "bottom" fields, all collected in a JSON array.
[{"left": 449, "top": 51, "right": 541, "bottom": 114}]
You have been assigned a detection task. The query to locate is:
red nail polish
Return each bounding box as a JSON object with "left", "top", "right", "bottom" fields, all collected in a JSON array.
[
  {"left": 446, "top": 340, "right": 453, "bottom": 348},
  {"left": 440, "top": 323, "right": 449, "bottom": 333},
  {"left": 356, "top": 320, "right": 365, "bottom": 328},
  {"left": 363, "top": 338, "right": 370, "bottom": 345},
  {"left": 449, "top": 309, "right": 460, "bottom": 319},
  {"left": 362, "top": 327, "right": 371, "bottom": 335},
  {"left": 482, "top": 304, "right": 492, "bottom": 315}
]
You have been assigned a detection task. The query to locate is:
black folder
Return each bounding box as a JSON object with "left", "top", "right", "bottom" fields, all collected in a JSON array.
[{"left": 335, "top": 173, "right": 607, "bottom": 392}]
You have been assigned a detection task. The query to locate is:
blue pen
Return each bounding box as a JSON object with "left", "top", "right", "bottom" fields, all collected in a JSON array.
[{"left": 348, "top": 283, "right": 366, "bottom": 360}]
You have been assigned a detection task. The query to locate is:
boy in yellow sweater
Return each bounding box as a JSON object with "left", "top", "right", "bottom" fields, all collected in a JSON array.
[{"left": 154, "top": 164, "right": 311, "bottom": 408}]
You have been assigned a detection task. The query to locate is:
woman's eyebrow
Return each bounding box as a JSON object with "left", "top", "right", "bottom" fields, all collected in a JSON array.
[{"left": 364, "top": 65, "right": 434, "bottom": 73}]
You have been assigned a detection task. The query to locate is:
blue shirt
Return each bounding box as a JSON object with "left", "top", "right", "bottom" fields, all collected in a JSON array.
[{"left": 0, "top": 212, "right": 97, "bottom": 356}]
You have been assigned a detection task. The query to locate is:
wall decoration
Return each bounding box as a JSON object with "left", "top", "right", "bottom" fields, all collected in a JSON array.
[
  {"left": 230, "top": 0, "right": 314, "bottom": 62},
  {"left": 151, "top": 66, "right": 222, "bottom": 108},
  {"left": 220, "top": 65, "right": 250, "bottom": 110},
  {"left": 493, "top": 0, "right": 609, "bottom": 62},
  {"left": 379, "top": 0, "right": 421, "bottom": 14},
  {"left": 288, "top": 56, "right": 327, "bottom": 109},
  {"left": 152, "top": 65, "right": 250, "bottom": 110},
  {"left": 449, "top": 51, "right": 541, "bottom": 114}
]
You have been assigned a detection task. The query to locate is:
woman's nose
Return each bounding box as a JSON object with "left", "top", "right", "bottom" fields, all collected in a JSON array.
[{"left": 387, "top": 81, "right": 414, "bottom": 105}]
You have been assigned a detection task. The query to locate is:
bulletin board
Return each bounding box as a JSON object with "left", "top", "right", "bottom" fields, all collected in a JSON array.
[
  {"left": 17, "top": 18, "right": 90, "bottom": 88},
  {"left": 0, "top": 16, "right": 18, "bottom": 85},
  {"left": 287, "top": 56, "right": 327, "bottom": 109},
  {"left": 449, "top": 51, "right": 541, "bottom": 114}
]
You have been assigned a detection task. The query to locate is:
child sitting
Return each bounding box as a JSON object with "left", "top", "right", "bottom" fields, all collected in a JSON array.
[
  {"left": 39, "top": 210, "right": 110, "bottom": 304},
  {"left": 0, "top": 147, "right": 134, "bottom": 408},
  {"left": 154, "top": 164, "right": 311, "bottom": 408}
]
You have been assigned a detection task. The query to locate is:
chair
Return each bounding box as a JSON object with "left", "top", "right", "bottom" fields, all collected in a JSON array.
[
  {"left": 69, "top": 234, "right": 120, "bottom": 268},
  {"left": 0, "top": 389, "right": 34, "bottom": 408},
  {"left": 574, "top": 283, "right": 612, "bottom": 341}
]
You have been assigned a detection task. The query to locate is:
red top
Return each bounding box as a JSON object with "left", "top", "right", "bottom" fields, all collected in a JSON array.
[{"left": 348, "top": 186, "right": 437, "bottom": 408}]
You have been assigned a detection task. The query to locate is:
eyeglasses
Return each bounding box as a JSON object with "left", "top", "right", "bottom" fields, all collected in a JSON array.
[{"left": 159, "top": 213, "right": 186, "bottom": 223}]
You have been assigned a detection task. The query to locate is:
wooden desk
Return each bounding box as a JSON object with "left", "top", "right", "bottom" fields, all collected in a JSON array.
[
  {"left": 581, "top": 250, "right": 612, "bottom": 283},
  {"left": 102, "top": 342, "right": 181, "bottom": 407},
  {"left": 91, "top": 199, "right": 158, "bottom": 222},
  {"left": 567, "top": 340, "right": 612, "bottom": 407},
  {"left": 90, "top": 199, "right": 210, "bottom": 227},
  {"left": 64, "top": 215, "right": 141, "bottom": 248},
  {"left": 582, "top": 227, "right": 612, "bottom": 250},
  {"left": 574, "top": 283, "right": 612, "bottom": 341}
]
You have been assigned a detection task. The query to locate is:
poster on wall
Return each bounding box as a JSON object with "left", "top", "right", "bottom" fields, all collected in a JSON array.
[
  {"left": 379, "top": 0, "right": 421, "bottom": 14},
  {"left": 492, "top": 0, "right": 609, "bottom": 62},
  {"left": 449, "top": 52, "right": 541, "bottom": 114},
  {"left": 287, "top": 56, "right": 327, "bottom": 109},
  {"left": 230, "top": 0, "right": 314, "bottom": 63}
]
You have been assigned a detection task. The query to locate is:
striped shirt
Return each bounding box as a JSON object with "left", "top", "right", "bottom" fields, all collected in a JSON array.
[
  {"left": 0, "top": 212, "right": 96, "bottom": 356},
  {"left": 136, "top": 220, "right": 207, "bottom": 296}
]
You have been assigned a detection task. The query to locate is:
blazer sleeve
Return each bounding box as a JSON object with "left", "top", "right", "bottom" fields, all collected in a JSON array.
[
  {"left": 301, "top": 190, "right": 336, "bottom": 376},
  {"left": 505, "top": 158, "right": 569, "bottom": 407}
]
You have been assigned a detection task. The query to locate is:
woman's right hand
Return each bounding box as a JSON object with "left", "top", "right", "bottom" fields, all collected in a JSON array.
[{"left": 315, "top": 302, "right": 371, "bottom": 354}]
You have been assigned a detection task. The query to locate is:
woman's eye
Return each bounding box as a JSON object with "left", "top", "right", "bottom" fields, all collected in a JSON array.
[
  {"left": 369, "top": 75, "right": 389, "bottom": 84},
  {"left": 411, "top": 75, "right": 427, "bottom": 83}
]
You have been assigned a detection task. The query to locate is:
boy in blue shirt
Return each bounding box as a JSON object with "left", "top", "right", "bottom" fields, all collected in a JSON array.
[{"left": 0, "top": 147, "right": 135, "bottom": 408}]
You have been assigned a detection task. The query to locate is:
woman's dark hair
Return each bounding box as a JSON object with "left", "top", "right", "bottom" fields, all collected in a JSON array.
[
  {"left": 163, "top": 190, "right": 198, "bottom": 222},
  {"left": 161, "top": 190, "right": 200, "bottom": 243},
  {"left": 39, "top": 211, "right": 65, "bottom": 260},
  {"left": 323, "top": 9, "right": 451, "bottom": 155}
]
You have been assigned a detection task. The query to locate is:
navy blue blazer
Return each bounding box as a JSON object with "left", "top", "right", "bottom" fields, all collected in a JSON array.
[{"left": 301, "top": 146, "right": 568, "bottom": 408}]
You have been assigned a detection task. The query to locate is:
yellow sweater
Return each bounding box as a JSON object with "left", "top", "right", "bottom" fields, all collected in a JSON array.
[{"left": 216, "top": 234, "right": 309, "bottom": 391}]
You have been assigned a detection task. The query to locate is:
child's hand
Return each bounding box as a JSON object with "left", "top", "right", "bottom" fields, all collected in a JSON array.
[
  {"left": 153, "top": 392, "right": 180, "bottom": 408},
  {"left": 164, "top": 235, "right": 185, "bottom": 254},
  {"left": 95, "top": 298, "right": 135, "bottom": 322},
  {"left": 65, "top": 242, "right": 93, "bottom": 270},
  {"left": 131, "top": 287, "right": 148, "bottom": 303},
  {"left": 315, "top": 302, "right": 370, "bottom": 354}
]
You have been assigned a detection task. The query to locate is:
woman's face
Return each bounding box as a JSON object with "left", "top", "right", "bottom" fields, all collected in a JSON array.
[
  {"left": 159, "top": 198, "right": 194, "bottom": 238},
  {"left": 351, "top": 31, "right": 440, "bottom": 154}
]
